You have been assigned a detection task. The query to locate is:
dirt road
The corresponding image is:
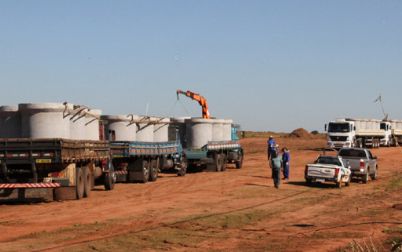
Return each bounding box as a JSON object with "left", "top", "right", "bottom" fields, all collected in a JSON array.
[{"left": 0, "top": 137, "right": 401, "bottom": 251}]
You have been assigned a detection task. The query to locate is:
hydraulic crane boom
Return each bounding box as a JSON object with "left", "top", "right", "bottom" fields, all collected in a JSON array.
[{"left": 176, "top": 89, "right": 211, "bottom": 119}]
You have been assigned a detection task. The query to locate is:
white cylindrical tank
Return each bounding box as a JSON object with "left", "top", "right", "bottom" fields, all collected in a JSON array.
[
  {"left": 169, "top": 117, "right": 189, "bottom": 147},
  {"left": 153, "top": 117, "right": 171, "bottom": 142},
  {"left": 0, "top": 106, "right": 21, "bottom": 138},
  {"left": 222, "top": 119, "right": 233, "bottom": 141},
  {"left": 212, "top": 119, "right": 225, "bottom": 141},
  {"left": 69, "top": 104, "right": 87, "bottom": 140},
  {"left": 185, "top": 118, "right": 214, "bottom": 149},
  {"left": 19, "top": 103, "right": 71, "bottom": 139},
  {"left": 85, "top": 109, "right": 102, "bottom": 141},
  {"left": 136, "top": 116, "right": 155, "bottom": 142},
  {"left": 102, "top": 114, "right": 138, "bottom": 141}
]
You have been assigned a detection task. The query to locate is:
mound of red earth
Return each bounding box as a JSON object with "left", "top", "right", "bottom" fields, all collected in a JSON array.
[{"left": 288, "top": 128, "right": 312, "bottom": 138}]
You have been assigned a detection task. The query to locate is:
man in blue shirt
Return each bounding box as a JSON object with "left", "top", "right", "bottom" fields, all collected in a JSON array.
[
  {"left": 282, "top": 147, "right": 290, "bottom": 181},
  {"left": 267, "top": 136, "right": 276, "bottom": 160}
]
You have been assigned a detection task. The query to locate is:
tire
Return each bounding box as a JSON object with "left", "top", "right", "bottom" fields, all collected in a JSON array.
[
  {"left": 149, "top": 158, "right": 159, "bottom": 182},
  {"left": 221, "top": 154, "right": 227, "bottom": 172},
  {"left": 362, "top": 172, "right": 369, "bottom": 184},
  {"left": 177, "top": 157, "right": 187, "bottom": 177},
  {"left": 76, "top": 166, "right": 85, "bottom": 200},
  {"left": 370, "top": 167, "right": 378, "bottom": 180},
  {"left": 235, "top": 152, "right": 244, "bottom": 169},
  {"left": 345, "top": 175, "right": 351, "bottom": 187},
  {"left": 305, "top": 178, "right": 313, "bottom": 186},
  {"left": 83, "top": 166, "right": 92, "bottom": 198},
  {"left": 104, "top": 161, "right": 115, "bottom": 191},
  {"left": 128, "top": 159, "right": 150, "bottom": 183}
]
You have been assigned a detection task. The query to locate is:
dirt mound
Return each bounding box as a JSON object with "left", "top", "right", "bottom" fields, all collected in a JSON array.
[{"left": 288, "top": 128, "right": 312, "bottom": 138}]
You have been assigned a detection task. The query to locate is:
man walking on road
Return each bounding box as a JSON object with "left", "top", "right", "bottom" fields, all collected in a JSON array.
[
  {"left": 270, "top": 145, "right": 282, "bottom": 188},
  {"left": 282, "top": 147, "right": 290, "bottom": 182},
  {"left": 267, "top": 136, "right": 276, "bottom": 160}
]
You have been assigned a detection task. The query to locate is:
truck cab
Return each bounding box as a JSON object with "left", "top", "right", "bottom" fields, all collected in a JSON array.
[
  {"left": 380, "top": 121, "right": 392, "bottom": 147},
  {"left": 326, "top": 119, "right": 356, "bottom": 149}
]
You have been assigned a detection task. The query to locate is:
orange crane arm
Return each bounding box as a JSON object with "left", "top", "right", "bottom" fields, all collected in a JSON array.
[{"left": 176, "top": 89, "right": 211, "bottom": 119}]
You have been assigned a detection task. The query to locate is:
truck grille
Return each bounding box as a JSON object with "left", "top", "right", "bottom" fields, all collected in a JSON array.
[{"left": 330, "top": 136, "right": 347, "bottom": 141}]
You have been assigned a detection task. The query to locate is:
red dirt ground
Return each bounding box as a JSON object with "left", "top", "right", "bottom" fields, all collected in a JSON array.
[{"left": 0, "top": 136, "right": 401, "bottom": 252}]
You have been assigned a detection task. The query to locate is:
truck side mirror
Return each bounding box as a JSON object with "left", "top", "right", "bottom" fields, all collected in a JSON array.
[
  {"left": 324, "top": 124, "right": 327, "bottom": 132},
  {"left": 354, "top": 126, "right": 356, "bottom": 131}
]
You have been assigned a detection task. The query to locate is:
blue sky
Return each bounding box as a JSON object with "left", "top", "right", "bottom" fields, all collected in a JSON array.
[{"left": 1, "top": 1, "right": 401, "bottom": 131}]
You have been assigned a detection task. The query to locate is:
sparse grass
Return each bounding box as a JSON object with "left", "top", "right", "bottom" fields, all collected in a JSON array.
[{"left": 386, "top": 173, "right": 402, "bottom": 191}]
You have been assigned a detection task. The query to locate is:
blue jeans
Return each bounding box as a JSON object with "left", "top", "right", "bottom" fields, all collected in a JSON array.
[
  {"left": 283, "top": 162, "right": 289, "bottom": 179},
  {"left": 272, "top": 168, "right": 281, "bottom": 188}
]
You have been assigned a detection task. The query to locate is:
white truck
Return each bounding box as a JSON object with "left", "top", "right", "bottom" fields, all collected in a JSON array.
[
  {"left": 304, "top": 155, "right": 352, "bottom": 188},
  {"left": 390, "top": 120, "right": 402, "bottom": 146},
  {"left": 325, "top": 118, "right": 393, "bottom": 149}
]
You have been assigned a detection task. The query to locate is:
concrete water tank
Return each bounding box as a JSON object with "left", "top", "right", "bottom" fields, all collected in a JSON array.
[
  {"left": 169, "top": 117, "right": 189, "bottom": 146},
  {"left": 185, "top": 118, "right": 214, "bottom": 149},
  {"left": 69, "top": 104, "right": 87, "bottom": 140},
  {"left": 85, "top": 109, "right": 102, "bottom": 141},
  {"left": 153, "top": 118, "right": 171, "bottom": 142},
  {"left": 0, "top": 106, "right": 21, "bottom": 138},
  {"left": 222, "top": 119, "right": 233, "bottom": 141},
  {"left": 136, "top": 116, "right": 155, "bottom": 142},
  {"left": 212, "top": 119, "right": 225, "bottom": 141},
  {"left": 19, "top": 103, "right": 71, "bottom": 139},
  {"left": 102, "top": 114, "right": 138, "bottom": 141}
]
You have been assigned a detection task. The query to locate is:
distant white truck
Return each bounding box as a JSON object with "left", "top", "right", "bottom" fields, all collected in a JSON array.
[
  {"left": 390, "top": 120, "right": 402, "bottom": 146},
  {"left": 325, "top": 118, "right": 393, "bottom": 149}
]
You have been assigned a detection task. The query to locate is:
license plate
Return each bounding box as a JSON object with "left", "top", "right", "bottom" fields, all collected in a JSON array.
[
  {"left": 36, "top": 159, "right": 52, "bottom": 164},
  {"left": 316, "top": 178, "right": 325, "bottom": 183}
]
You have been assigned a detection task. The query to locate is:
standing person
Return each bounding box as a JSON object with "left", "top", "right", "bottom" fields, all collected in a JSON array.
[
  {"left": 282, "top": 147, "right": 290, "bottom": 182},
  {"left": 270, "top": 145, "right": 282, "bottom": 189},
  {"left": 267, "top": 136, "right": 276, "bottom": 160}
]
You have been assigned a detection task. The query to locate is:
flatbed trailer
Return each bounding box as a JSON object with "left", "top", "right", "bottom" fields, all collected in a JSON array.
[
  {"left": 0, "top": 138, "right": 115, "bottom": 200},
  {"left": 185, "top": 141, "right": 244, "bottom": 172},
  {"left": 110, "top": 140, "right": 187, "bottom": 183}
]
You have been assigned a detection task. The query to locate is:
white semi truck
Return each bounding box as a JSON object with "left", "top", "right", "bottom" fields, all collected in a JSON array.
[
  {"left": 390, "top": 120, "right": 402, "bottom": 146},
  {"left": 325, "top": 118, "right": 393, "bottom": 149}
]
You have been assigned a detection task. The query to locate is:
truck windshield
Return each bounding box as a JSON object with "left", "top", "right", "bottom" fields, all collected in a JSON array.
[
  {"left": 338, "top": 149, "right": 366, "bottom": 158},
  {"left": 328, "top": 123, "right": 350, "bottom": 133},
  {"left": 315, "top": 156, "right": 342, "bottom": 166}
]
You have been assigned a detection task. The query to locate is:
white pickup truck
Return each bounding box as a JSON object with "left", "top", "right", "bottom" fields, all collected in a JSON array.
[
  {"left": 305, "top": 156, "right": 351, "bottom": 188},
  {"left": 338, "top": 148, "right": 378, "bottom": 183}
]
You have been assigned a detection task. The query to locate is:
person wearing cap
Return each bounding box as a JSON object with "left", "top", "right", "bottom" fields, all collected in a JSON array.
[
  {"left": 267, "top": 136, "right": 276, "bottom": 160},
  {"left": 270, "top": 145, "right": 282, "bottom": 188},
  {"left": 282, "top": 147, "right": 290, "bottom": 181}
]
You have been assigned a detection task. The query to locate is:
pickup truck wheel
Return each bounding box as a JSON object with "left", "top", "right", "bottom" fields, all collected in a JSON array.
[
  {"left": 83, "top": 166, "right": 92, "bottom": 198},
  {"left": 362, "top": 172, "right": 369, "bottom": 184},
  {"left": 305, "top": 178, "right": 313, "bottom": 186},
  {"left": 345, "top": 175, "right": 351, "bottom": 187},
  {"left": 370, "top": 167, "right": 378, "bottom": 180},
  {"left": 149, "top": 158, "right": 159, "bottom": 182},
  {"left": 76, "top": 167, "right": 85, "bottom": 199},
  {"left": 235, "top": 152, "right": 243, "bottom": 169}
]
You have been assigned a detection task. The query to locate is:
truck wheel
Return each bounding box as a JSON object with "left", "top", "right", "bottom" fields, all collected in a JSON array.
[
  {"left": 370, "top": 167, "right": 378, "bottom": 180},
  {"left": 345, "top": 175, "right": 351, "bottom": 187},
  {"left": 221, "top": 154, "right": 227, "bottom": 172},
  {"left": 178, "top": 157, "right": 187, "bottom": 177},
  {"left": 76, "top": 166, "right": 85, "bottom": 199},
  {"left": 104, "top": 160, "right": 115, "bottom": 191},
  {"left": 362, "top": 172, "right": 369, "bottom": 184},
  {"left": 305, "top": 178, "right": 313, "bottom": 186},
  {"left": 83, "top": 166, "right": 92, "bottom": 198},
  {"left": 149, "top": 158, "right": 159, "bottom": 182},
  {"left": 235, "top": 152, "right": 244, "bottom": 169}
]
